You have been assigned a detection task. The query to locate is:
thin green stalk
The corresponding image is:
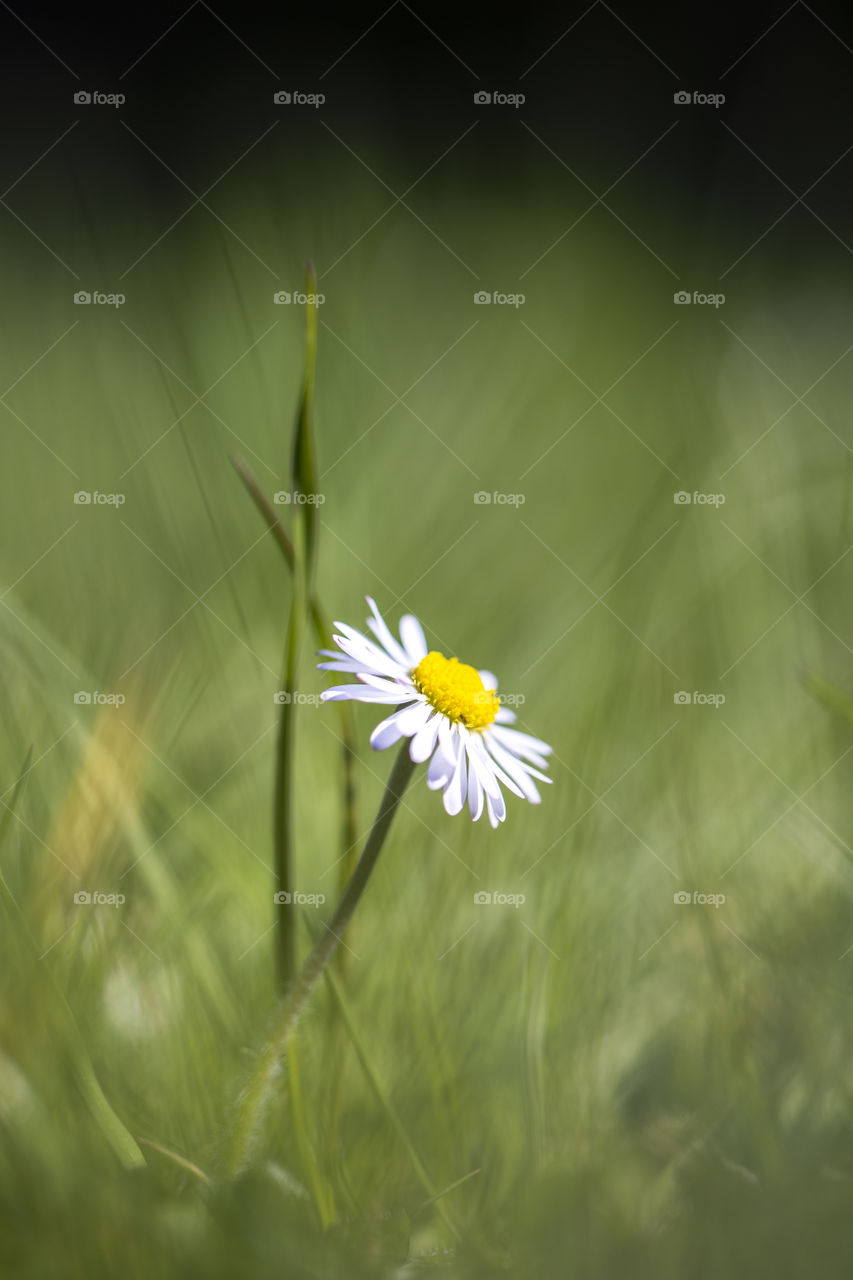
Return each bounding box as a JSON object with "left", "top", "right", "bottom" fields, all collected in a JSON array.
[
  {"left": 229, "top": 452, "right": 298, "bottom": 572},
  {"left": 230, "top": 452, "right": 359, "bottom": 940},
  {"left": 225, "top": 744, "right": 416, "bottom": 1178},
  {"left": 67, "top": 1037, "right": 147, "bottom": 1170},
  {"left": 274, "top": 528, "right": 305, "bottom": 990},
  {"left": 137, "top": 1138, "right": 210, "bottom": 1185},
  {"left": 291, "top": 263, "right": 320, "bottom": 585},
  {"left": 272, "top": 264, "right": 320, "bottom": 992}
]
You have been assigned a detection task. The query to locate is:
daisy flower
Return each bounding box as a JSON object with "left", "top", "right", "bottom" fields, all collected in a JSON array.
[{"left": 318, "top": 597, "right": 552, "bottom": 827}]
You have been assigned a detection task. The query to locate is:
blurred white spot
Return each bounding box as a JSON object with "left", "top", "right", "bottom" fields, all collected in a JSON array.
[{"left": 102, "top": 963, "right": 179, "bottom": 1038}]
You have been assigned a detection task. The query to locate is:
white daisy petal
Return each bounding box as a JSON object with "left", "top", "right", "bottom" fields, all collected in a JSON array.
[
  {"left": 365, "top": 597, "right": 411, "bottom": 667},
  {"left": 484, "top": 737, "right": 545, "bottom": 762},
  {"left": 466, "top": 750, "right": 484, "bottom": 821},
  {"left": 321, "top": 685, "right": 409, "bottom": 704},
  {"left": 329, "top": 649, "right": 404, "bottom": 681},
  {"left": 369, "top": 706, "right": 414, "bottom": 751},
  {"left": 478, "top": 670, "right": 498, "bottom": 691},
  {"left": 495, "top": 706, "right": 517, "bottom": 724},
  {"left": 399, "top": 613, "right": 428, "bottom": 665},
  {"left": 317, "top": 659, "right": 375, "bottom": 673},
  {"left": 465, "top": 731, "right": 524, "bottom": 800},
  {"left": 485, "top": 788, "right": 506, "bottom": 828},
  {"left": 332, "top": 633, "right": 407, "bottom": 680},
  {"left": 484, "top": 734, "right": 546, "bottom": 803},
  {"left": 427, "top": 725, "right": 458, "bottom": 789},
  {"left": 357, "top": 672, "right": 417, "bottom": 695},
  {"left": 437, "top": 716, "right": 459, "bottom": 765},
  {"left": 332, "top": 623, "right": 391, "bottom": 656},
  {"left": 391, "top": 701, "right": 432, "bottom": 738},
  {"left": 495, "top": 749, "right": 551, "bottom": 790},
  {"left": 490, "top": 724, "right": 553, "bottom": 761},
  {"left": 410, "top": 712, "right": 441, "bottom": 763},
  {"left": 427, "top": 744, "right": 454, "bottom": 789},
  {"left": 443, "top": 735, "right": 467, "bottom": 816}
]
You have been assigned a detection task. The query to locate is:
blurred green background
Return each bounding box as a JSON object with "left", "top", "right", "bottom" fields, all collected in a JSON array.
[{"left": 4, "top": 3, "right": 853, "bottom": 1276}]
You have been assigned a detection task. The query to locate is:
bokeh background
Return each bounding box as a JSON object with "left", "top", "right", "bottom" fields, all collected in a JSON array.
[{"left": 3, "top": 3, "right": 853, "bottom": 1276}]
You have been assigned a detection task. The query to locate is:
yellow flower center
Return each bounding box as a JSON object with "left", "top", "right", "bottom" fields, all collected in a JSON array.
[{"left": 411, "top": 650, "right": 498, "bottom": 730}]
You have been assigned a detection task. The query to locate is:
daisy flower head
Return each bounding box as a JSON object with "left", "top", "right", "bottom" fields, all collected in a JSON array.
[{"left": 318, "top": 597, "right": 552, "bottom": 828}]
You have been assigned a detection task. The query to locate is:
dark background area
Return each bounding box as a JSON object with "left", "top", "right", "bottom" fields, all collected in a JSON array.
[{"left": 3, "top": 1, "right": 853, "bottom": 225}]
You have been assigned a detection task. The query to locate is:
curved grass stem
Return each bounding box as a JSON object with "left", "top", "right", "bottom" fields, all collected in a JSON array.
[{"left": 225, "top": 743, "right": 416, "bottom": 1178}]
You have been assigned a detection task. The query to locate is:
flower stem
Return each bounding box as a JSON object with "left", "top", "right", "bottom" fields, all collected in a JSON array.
[
  {"left": 274, "top": 530, "right": 304, "bottom": 990},
  {"left": 230, "top": 451, "right": 360, "bottom": 980},
  {"left": 226, "top": 742, "right": 416, "bottom": 1178}
]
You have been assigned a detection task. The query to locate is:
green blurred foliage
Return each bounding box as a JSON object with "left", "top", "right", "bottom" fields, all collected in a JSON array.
[{"left": 2, "top": 161, "right": 853, "bottom": 1276}]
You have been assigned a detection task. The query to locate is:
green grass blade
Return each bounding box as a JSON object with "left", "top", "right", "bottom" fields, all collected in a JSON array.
[
  {"left": 321, "top": 964, "right": 460, "bottom": 1242},
  {"left": 290, "top": 262, "right": 320, "bottom": 581}
]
